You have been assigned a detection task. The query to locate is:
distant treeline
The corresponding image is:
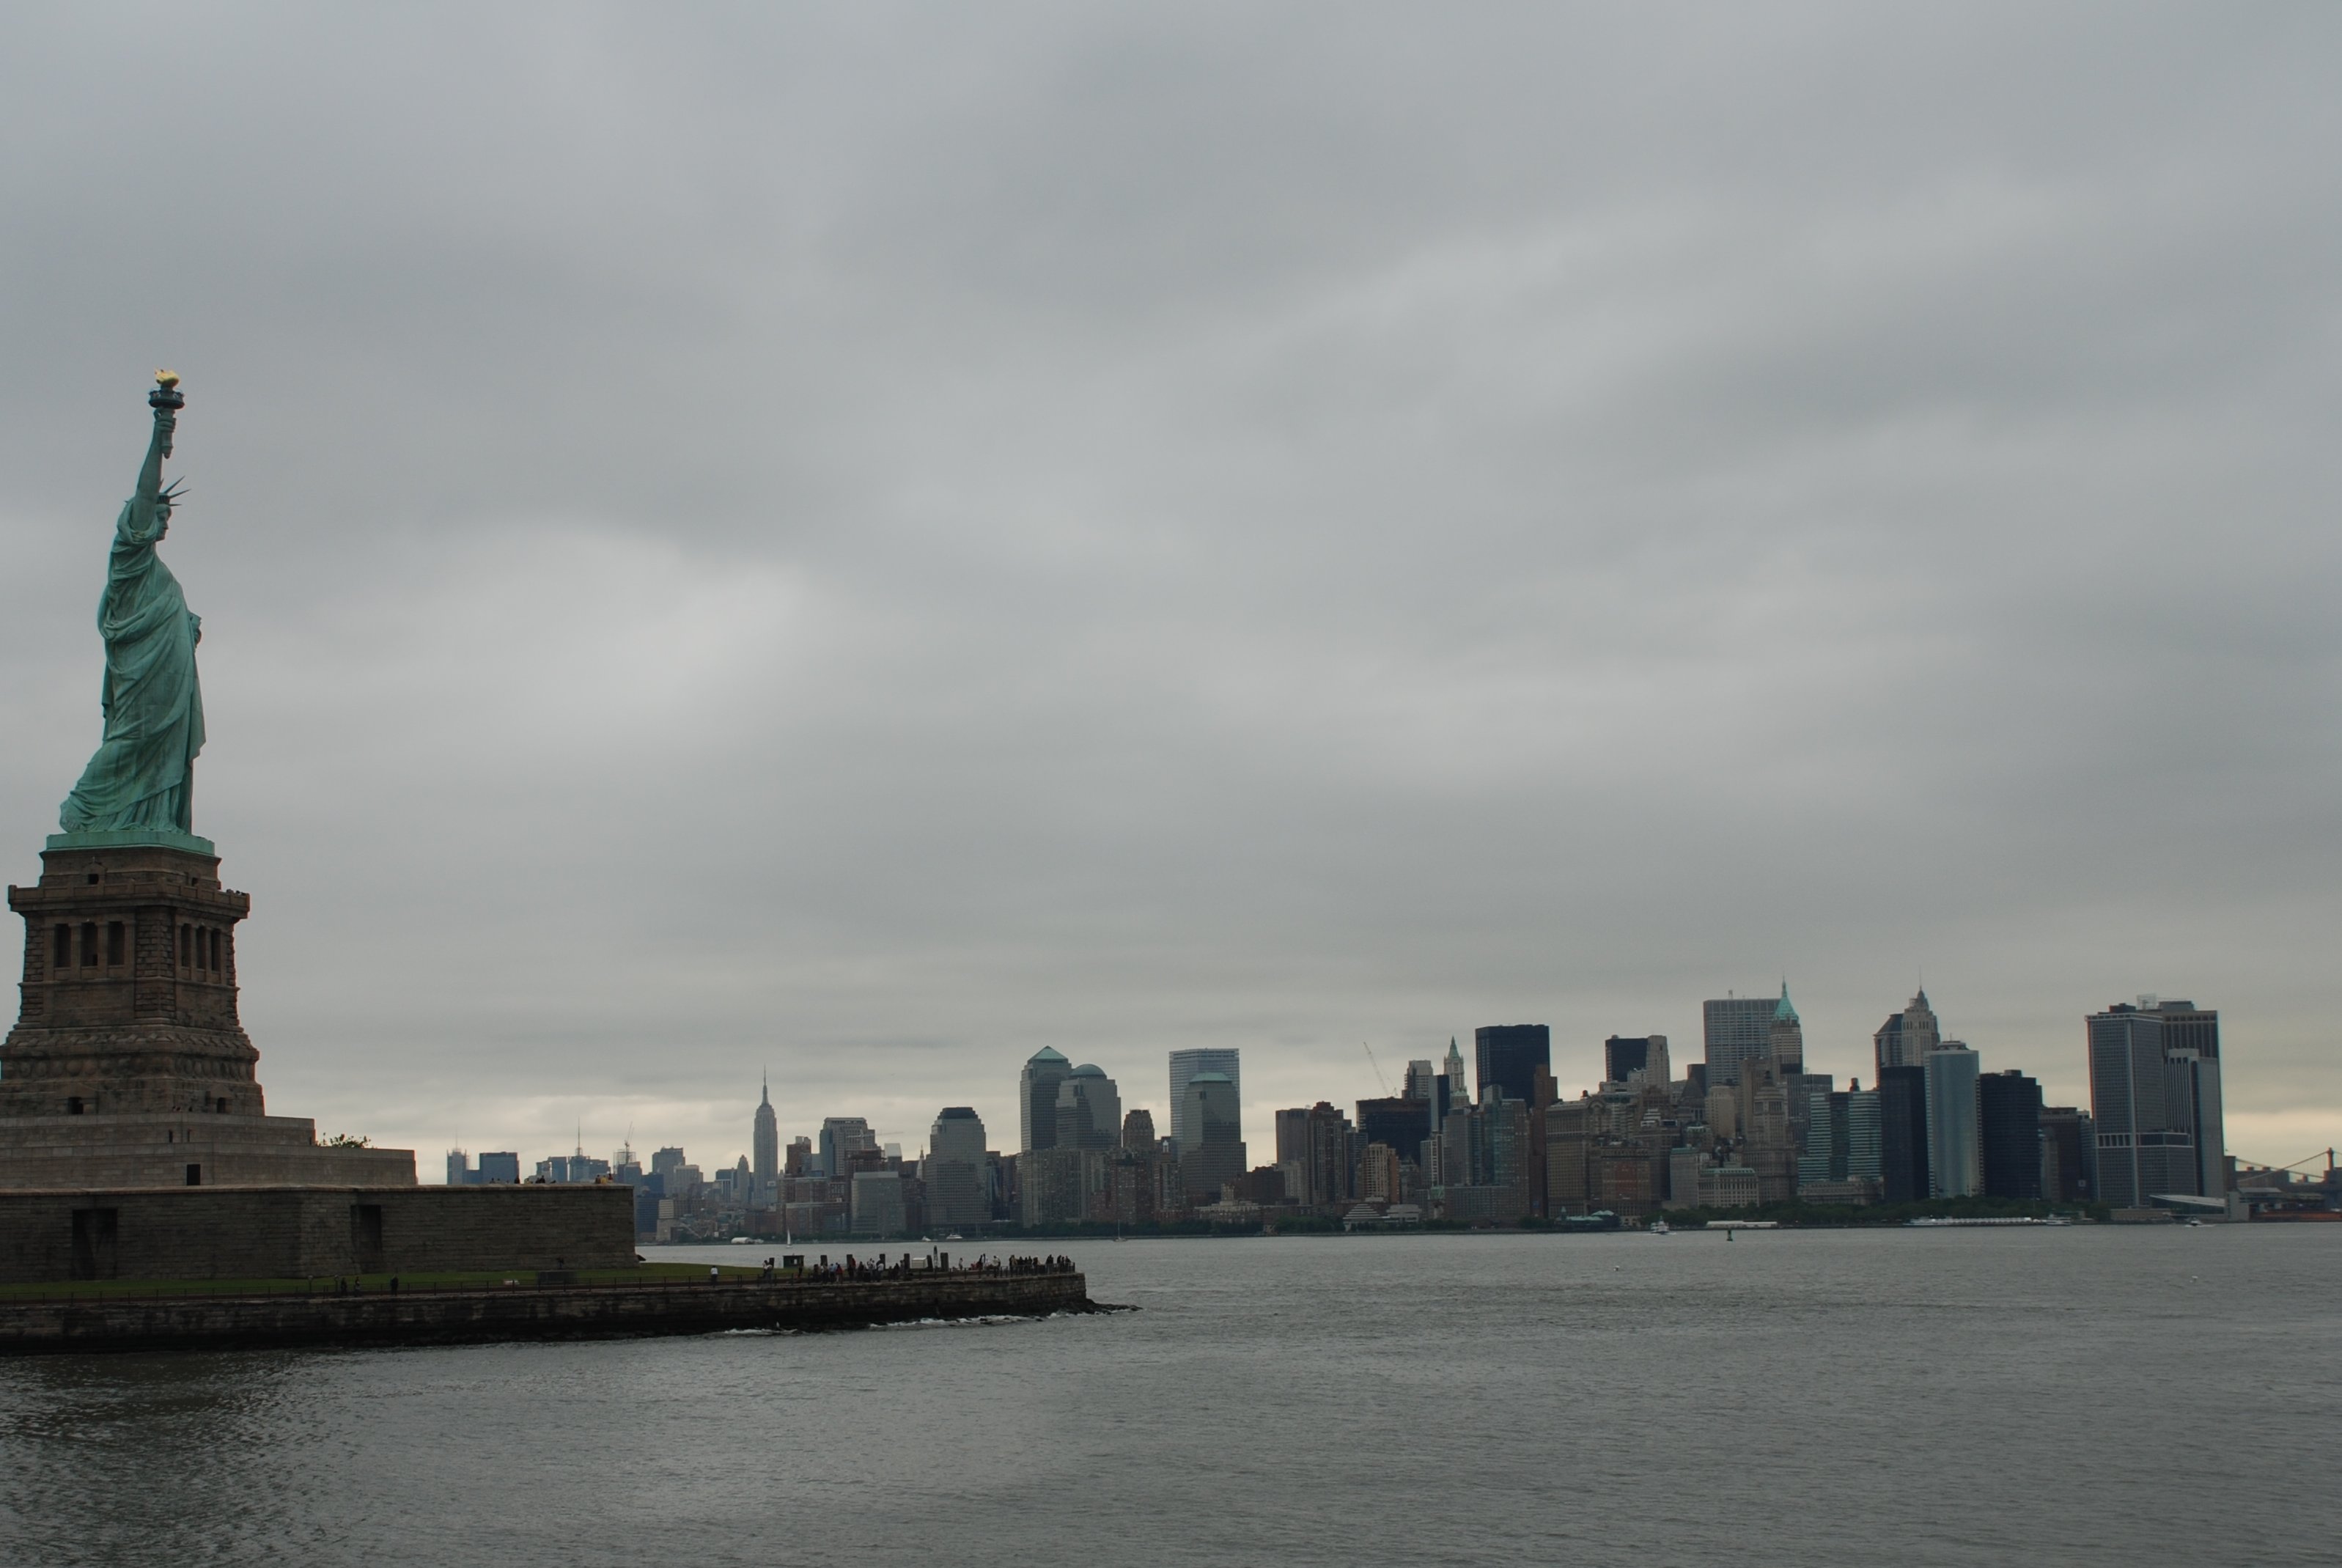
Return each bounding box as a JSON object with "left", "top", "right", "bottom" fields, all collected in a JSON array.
[
  {"left": 703, "top": 1193, "right": 2105, "bottom": 1245},
  {"left": 1660, "top": 1195, "right": 2105, "bottom": 1227}
]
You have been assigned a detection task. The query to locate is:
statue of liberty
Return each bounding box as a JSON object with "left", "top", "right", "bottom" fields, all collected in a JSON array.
[{"left": 57, "top": 374, "right": 206, "bottom": 841}]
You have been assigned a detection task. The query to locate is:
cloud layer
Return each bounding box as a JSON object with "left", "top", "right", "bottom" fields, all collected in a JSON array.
[{"left": 3, "top": 4, "right": 2337, "bottom": 1172}]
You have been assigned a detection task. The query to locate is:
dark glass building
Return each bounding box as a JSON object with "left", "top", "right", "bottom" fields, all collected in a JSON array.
[
  {"left": 1474, "top": 1025, "right": 1550, "bottom": 1106},
  {"left": 2039, "top": 1105, "right": 2094, "bottom": 1201},
  {"left": 1877, "top": 1064, "right": 1929, "bottom": 1205},
  {"left": 1357, "top": 1096, "right": 1432, "bottom": 1168},
  {"left": 1605, "top": 1035, "right": 1654, "bottom": 1083},
  {"left": 1978, "top": 1069, "right": 2044, "bottom": 1200}
]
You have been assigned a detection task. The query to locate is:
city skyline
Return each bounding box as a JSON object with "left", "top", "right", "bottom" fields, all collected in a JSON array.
[
  {"left": 566, "top": 987, "right": 2276, "bottom": 1240},
  {"left": 3, "top": 9, "right": 2338, "bottom": 1174},
  {"left": 473, "top": 985, "right": 2256, "bottom": 1195}
]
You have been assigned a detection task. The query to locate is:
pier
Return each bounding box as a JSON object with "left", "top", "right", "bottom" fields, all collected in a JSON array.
[{"left": 0, "top": 1263, "right": 1095, "bottom": 1355}]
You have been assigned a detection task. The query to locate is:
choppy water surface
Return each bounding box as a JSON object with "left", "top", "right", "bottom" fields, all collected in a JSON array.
[{"left": 1, "top": 1226, "right": 2334, "bottom": 1566}]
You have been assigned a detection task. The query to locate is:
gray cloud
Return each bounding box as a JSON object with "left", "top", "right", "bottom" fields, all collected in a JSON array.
[{"left": 2, "top": 4, "right": 2337, "bottom": 1169}]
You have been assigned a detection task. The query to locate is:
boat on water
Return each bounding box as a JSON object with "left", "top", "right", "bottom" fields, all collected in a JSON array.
[{"left": 1649, "top": 1219, "right": 1671, "bottom": 1235}]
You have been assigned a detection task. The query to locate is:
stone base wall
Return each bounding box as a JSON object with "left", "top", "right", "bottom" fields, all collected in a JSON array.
[
  {"left": 0, "top": 1270, "right": 1093, "bottom": 1354},
  {"left": 0, "top": 1113, "right": 416, "bottom": 1190},
  {"left": 0, "top": 1184, "right": 634, "bottom": 1285},
  {"left": 5, "top": 842, "right": 263, "bottom": 1117}
]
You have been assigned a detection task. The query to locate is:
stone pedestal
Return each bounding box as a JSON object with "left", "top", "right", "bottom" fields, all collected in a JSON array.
[{"left": 1, "top": 839, "right": 415, "bottom": 1189}]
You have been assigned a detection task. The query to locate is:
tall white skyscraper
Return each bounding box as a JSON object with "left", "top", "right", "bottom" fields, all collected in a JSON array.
[
  {"left": 752, "top": 1074, "right": 779, "bottom": 1185},
  {"left": 1168, "top": 1048, "right": 1242, "bottom": 1152}
]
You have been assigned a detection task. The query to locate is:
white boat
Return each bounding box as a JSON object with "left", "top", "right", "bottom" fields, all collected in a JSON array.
[
  {"left": 729, "top": 1236, "right": 752, "bottom": 1244},
  {"left": 1649, "top": 1219, "right": 1671, "bottom": 1235}
]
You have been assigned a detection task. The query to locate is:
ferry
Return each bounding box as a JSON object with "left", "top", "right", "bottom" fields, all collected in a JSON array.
[{"left": 1649, "top": 1219, "right": 1671, "bottom": 1236}]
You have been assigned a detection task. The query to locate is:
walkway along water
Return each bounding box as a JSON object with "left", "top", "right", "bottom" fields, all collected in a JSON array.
[{"left": 0, "top": 1255, "right": 1094, "bottom": 1354}]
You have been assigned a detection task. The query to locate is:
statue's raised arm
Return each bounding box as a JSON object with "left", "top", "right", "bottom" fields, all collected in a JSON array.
[
  {"left": 122, "top": 372, "right": 182, "bottom": 544},
  {"left": 56, "top": 373, "right": 209, "bottom": 844}
]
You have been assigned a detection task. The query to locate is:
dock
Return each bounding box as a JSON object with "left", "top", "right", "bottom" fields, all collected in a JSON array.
[{"left": 0, "top": 1266, "right": 1096, "bottom": 1354}]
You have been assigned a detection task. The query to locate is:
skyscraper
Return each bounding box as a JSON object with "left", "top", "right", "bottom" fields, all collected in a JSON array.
[
  {"left": 1181, "top": 1072, "right": 1245, "bottom": 1201},
  {"left": 1484, "top": 1094, "right": 1531, "bottom": 1204},
  {"left": 1303, "top": 1102, "right": 1354, "bottom": 1208},
  {"left": 1923, "top": 1044, "right": 1981, "bottom": 1199},
  {"left": 2150, "top": 1000, "right": 2225, "bottom": 1199},
  {"left": 1441, "top": 1038, "right": 1468, "bottom": 1107},
  {"left": 1020, "top": 1047, "right": 1072, "bottom": 1154},
  {"left": 1274, "top": 1107, "right": 1310, "bottom": 1168},
  {"left": 1168, "top": 1048, "right": 1242, "bottom": 1153},
  {"left": 1055, "top": 1064, "right": 1122, "bottom": 1149},
  {"left": 1846, "top": 1084, "right": 1882, "bottom": 1185},
  {"left": 1977, "top": 1070, "right": 2043, "bottom": 1201},
  {"left": 1767, "top": 984, "right": 1803, "bottom": 1075},
  {"left": 1474, "top": 1026, "right": 1550, "bottom": 1106},
  {"left": 752, "top": 1074, "right": 779, "bottom": 1185},
  {"left": 1703, "top": 995, "right": 1775, "bottom": 1087},
  {"left": 1877, "top": 1066, "right": 1928, "bottom": 1204},
  {"left": 1874, "top": 990, "right": 1943, "bottom": 1078},
  {"left": 1604, "top": 1035, "right": 1671, "bottom": 1086},
  {"left": 2087, "top": 1001, "right": 2221, "bottom": 1207},
  {"left": 924, "top": 1106, "right": 989, "bottom": 1230},
  {"left": 1356, "top": 1096, "right": 1429, "bottom": 1168},
  {"left": 2039, "top": 1105, "right": 2094, "bottom": 1201},
  {"left": 1797, "top": 1077, "right": 1882, "bottom": 1191},
  {"left": 819, "top": 1116, "right": 874, "bottom": 1180}
]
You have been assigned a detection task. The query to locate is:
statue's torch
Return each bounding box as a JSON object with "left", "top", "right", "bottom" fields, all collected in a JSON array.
[{"left": 150, "top": 370, "right": 183, "bottom": 411}]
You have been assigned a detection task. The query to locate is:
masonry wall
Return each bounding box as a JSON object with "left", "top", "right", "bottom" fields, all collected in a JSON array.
[
  {"left": 0, "top": 1114, "right": 417, "bottom": 1190},
  {"left": 0, "top": 1185, "right": 635, "bottom": 1284},
  {"left": 0, "top": 1270, "right": 1093, "bottom": 1353}
]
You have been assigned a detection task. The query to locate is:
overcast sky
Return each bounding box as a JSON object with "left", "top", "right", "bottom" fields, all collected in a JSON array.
[{"left": 3, "top": 4, "right": 2337, "bottom": 1178}]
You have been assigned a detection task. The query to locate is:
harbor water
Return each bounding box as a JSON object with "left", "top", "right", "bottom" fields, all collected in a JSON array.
[{"left": 0, "top": 1225, "right": 2332, "bottom": 1565}]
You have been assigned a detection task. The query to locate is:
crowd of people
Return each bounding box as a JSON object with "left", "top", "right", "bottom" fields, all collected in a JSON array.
[
  {"left": 967, "top": 1254, "right": 1076, "bottom": 1275},
  {"left": 723, "top": 1251, "right": 1080, "bottom": 1283}
]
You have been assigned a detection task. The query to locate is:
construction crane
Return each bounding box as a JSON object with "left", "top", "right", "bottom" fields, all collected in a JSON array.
[{"left": 1361, "top": 1042, "right": 1391, "bottom": 1096}]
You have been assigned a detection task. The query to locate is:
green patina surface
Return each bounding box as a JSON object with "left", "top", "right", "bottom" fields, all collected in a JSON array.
[{"left": 57, "top": 382, "right": 207, "bottom": 842}]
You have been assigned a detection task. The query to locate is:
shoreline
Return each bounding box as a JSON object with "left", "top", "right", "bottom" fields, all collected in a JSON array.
[{"left": 0, "top": 1268, "right": 1094, "bottom": 1355}]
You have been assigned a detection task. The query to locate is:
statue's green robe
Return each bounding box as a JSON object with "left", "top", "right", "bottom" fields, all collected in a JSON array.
[{"left": 59, "top": 409, "right": 205, "bottom": 835}]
